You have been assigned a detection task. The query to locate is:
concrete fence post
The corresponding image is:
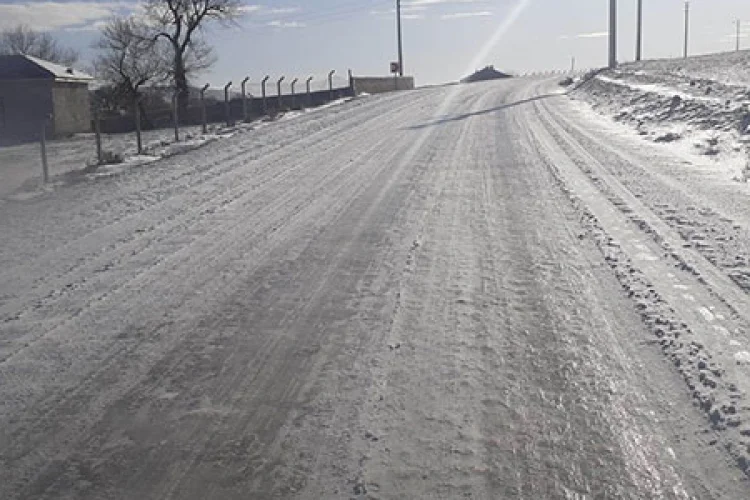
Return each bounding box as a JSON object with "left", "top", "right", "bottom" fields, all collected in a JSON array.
[
  {"left": 172, "top": 89, "right": 181, "bottom": 142},
  {"left": 134, "top": 94, "right": 143, "bottom": 155},
  {"left": 306, "top": 76, "right": 313, "bottom": 107},
  {"left": 262, "top": 76, "right": 270, "bottom": 114},
  {"left": 241, "top": 76, "right": 250, "bottom": 122},
  {"left": 328, "top": 70, "right": 336, "bottom": 101},
  {"left": 277, "top": 76, "right": 285, "bottom": 111},
  {"left": 94, "top": 106, "right": 103, "bottom": 165},
  {"left": 291, "top": 78, "right": 298, "bottom": 109},
  {"left": 40, "top": 117, "right": 49, "bottom": 183},
  {"left": 200, "top": 83, "right": 210, "bottom": 134},
  {"left": 224, "top": 81, "right": 233, "bottom": 127}
]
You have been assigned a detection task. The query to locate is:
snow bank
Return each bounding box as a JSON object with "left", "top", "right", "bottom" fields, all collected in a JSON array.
[{"left": 569, "top": 52, "right": 750, "bottom": 182}]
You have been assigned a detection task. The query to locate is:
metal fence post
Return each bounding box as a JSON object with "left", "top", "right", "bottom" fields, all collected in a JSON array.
[
  {"left": 262, "top": 75, "right": 270, "bottom": 114},
  {"left": 224, "top": 81, "right": 233, "bottom": 127},
  {"left": 94, "top": 105, "right": 103, "bottom": 165},
  {"left": 40, "top": 117, "right": 49, "bottom": 183},
  {"left": 172, "top": 89, "right": 181, "bottom": 142},
  {"left": 291, "top": 78, "right": 298, "bottom": 109},
  {"left": 200, "top": 83, "right": 209, "bottom": 134},
  {"left": 277, "top": 76, "right": 285, "bottom": 111},
  {"left": 306, "top": 76, "right": 313, "bottom": 107},
  {"left": 134, "top": 94, "right": 143, "bottom": 155},
  {"left": 328, "top": 70, "right": 336, "bottom": 101},
  {"left": 241, "top": 76, "right": 249, "bottom": 122}
]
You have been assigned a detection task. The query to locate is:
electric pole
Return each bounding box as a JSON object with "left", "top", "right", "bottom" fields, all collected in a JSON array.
[
  {"left": 684, "top": 1, "right": 690, "bottom": 59},
  {"left": 396, "top": 0, "right": 404, "bottom": 76},
  {"left": 636, "top": 0, "right": 643, "bottom": 61},
  {"left": 737, "top": 19, "right": 742, "bottom": 52},
  {"left": 609, "top": 0, "right": 617, "bottom": 68}
]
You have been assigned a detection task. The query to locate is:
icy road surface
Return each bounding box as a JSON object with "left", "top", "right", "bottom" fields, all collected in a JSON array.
[{"left": 1, "top": 78, "right": 749, "bottom": 499}]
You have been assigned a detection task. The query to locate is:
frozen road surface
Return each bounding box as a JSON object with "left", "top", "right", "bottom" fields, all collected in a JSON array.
[{"left": 2, "top": 78, "right": 750, "bottom": 499}]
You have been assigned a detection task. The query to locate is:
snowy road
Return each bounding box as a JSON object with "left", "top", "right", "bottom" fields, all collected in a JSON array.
[{"left": 1, "top": 78, "right": 749, "bottom": 499}]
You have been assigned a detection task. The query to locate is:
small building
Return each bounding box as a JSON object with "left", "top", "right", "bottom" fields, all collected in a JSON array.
[{"left": 0, "top": 54, "right": 93, "bottom": 145}]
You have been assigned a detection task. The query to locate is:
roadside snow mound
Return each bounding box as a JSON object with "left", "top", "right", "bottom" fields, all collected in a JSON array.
[{"left": 570, "top": 51, "right": 750, "bottom": 181}]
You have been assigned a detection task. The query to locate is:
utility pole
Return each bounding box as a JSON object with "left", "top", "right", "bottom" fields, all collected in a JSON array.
[
  {"left": 636, "top": 0, "right": 643, "bottom": 61},
  {"left": 684, "top": 1, "right": 690, "bottom": 59},
  {"left": 609, "top": 0, "right": 617, "bottom": 68},
  {"left": 737, "top": 19, "right": 742, "bottom": 52},
  {"left": 396, "top": 0, "right": 404, "bottom": 76}
]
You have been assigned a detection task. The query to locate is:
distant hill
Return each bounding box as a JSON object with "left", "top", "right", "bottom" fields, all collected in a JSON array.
[{"left": 461, "top": 66, "right": 512, "bottom": 83}]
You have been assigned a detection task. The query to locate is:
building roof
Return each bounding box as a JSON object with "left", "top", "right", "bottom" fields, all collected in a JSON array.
[{"left": 0, "top": 54, "right": 93, "bottom": 83}]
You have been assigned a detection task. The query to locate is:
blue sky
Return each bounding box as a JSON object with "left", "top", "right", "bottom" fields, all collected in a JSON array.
[{"left": 2, "top": 0, "right": 750, "bottom": 87}]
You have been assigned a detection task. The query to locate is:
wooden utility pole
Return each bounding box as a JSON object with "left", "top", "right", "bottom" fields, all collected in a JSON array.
[
  {"left": 609, "top": 0, "right": 617, "bottom": 68},
  {"left": 737, "top": 19, "right": 742, "bottom": 52},
  {"left": 636, "top": 0, "right": 643, "bottom": 61},
  {"left": 396, "top": 0, "right": 404, "bottom": 76},
  {"left": 684, "top": 1, "right": 690, "bottom": 59}
]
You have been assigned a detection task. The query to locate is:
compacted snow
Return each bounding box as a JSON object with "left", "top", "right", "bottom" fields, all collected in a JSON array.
[{"left": 1, "top": 78, "right": 750, "bottom": 499}]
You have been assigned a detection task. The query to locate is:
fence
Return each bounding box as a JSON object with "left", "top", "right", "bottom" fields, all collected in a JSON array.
[
  {"left": 97, "top": 83, "right": 355, "bottom": 135},
  {"left": 6, "top": 68, "right": 415, "bottom": 187}
]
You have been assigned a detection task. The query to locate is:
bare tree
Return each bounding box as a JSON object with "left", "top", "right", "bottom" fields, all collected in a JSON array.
[
  {"left": 94, "top": 17, "right": 171, "bottom": 126},
  {"left": 144, "top": 0, "right": 240, "bottom": 112},
  {"left": 0, "top": 25, "right": 79, "bottom": 65}
]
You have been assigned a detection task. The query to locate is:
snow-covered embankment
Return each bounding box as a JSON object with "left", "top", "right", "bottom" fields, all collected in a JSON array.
[{"left": 569, "top": 52, "right": 750, "bottom": 181}]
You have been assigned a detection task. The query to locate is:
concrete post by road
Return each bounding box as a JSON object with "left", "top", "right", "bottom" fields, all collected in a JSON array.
[
  {"left": 94, "top": 106, "right": 102, "bottom": 165},
  {"left": 291, "top": 78, "right": 298, "bottom": 109},
  {"left": 172, "top": 89, "right": 181, "bottom": 142},
  {"left": 134, "top": 94, "right": 143, "bottom": 155},
  {"left": 40, "top": 117, "right": 49, "bottom": 183},
  {"left": 277, "top": 76, "right": 285, "bottom": 111},
  {"left": 241, "top": 77, "right": 250, "bottom": 122},
  {"left": 262, "top": 76, "right": 270, "bottom": 114},
  {"left": 200, "top": 84, "right": 209, "bottom": 134},
  {"left": 328, "top": 70, "right": 336, "bottom": 101},
  {"left": 609, "top": 0, "right": 617, "bottom": 68},
  {"left": 224, "top": 81, "right": 233, "bottom": 127},
  {"left": 306, "top": 76, "right": 313, "bottom": 107}
]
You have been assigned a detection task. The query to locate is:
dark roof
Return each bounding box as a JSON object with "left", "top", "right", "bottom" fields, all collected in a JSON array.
[
  {"left": 0, "top": 54, "right": 92, "bottom": 82},
  {"left": 461, "top": 65, "right": 513, "bottom": 83}
]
